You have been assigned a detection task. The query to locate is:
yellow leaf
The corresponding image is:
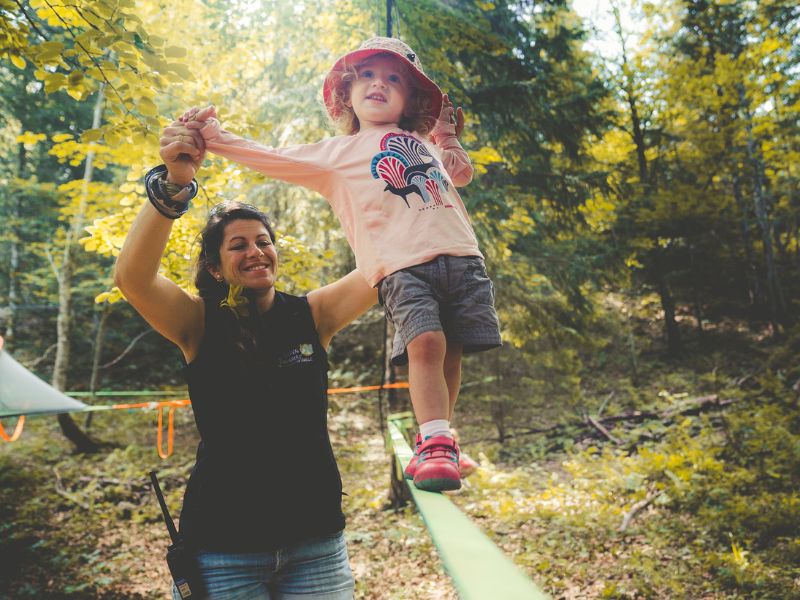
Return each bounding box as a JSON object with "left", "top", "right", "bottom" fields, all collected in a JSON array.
[
  {"left": 120, "top": 69, "right": 141, "bottom": 86},
  {"left": 11, "top": 55, "right": 26, "bottom": 69},
  {"left": 105, "top": 131, "right": 122, "bottom": 147},
  {"left": 43, "top": 72, "right": 67, "bottom": 94},
  {"left": 94, "top": 1, "right": 114, "bottom": 19},
  {"left": 68, "top": 70, "right": 83, "bottom": 86},
  {"left": 16, "top": 131, "right": 47, "bottom": 145},
  {"left": 761, "top": 38, "right": 780, "bottom": 55},
  {"left": 164, "top": 46, "right": 187, "bottom": 58},
  {"left": 38, "top": 41, "right": 65, "bottom": 53},
  {"left": 138, "top": 97, "right": 158, "bottom": 117},
  {"left": 167, "top": 62, "right": 192, "bottom": 79},
  {"left": 81, "top": 10, "right": 105, "bottom": 28},
  {"left": 81, "top": 129, "right": 103, "bottom": 142}
]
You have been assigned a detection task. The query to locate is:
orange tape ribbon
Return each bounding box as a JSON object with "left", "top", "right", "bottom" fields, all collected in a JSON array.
[
  {"left": 1, "top": 383, "right": 406, "bottom": 454},
  {"left": 0, "top": 415, "right": 25, "bottom": 442}
]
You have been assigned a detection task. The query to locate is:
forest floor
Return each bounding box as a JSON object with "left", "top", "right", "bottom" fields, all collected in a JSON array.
[{"left": 1, "top": 325, "right": 798, "bottom": 599}]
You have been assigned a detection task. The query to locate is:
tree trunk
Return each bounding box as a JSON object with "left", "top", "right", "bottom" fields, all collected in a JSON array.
[
  {"left": 6, "top": 226, "right": 18, "bottom": 346},
  {"left": 52, "top": 86, "right": 105, "bottom": 452},
  {"left": 653, "top": 249, "right": 680, "bottom": 353},
  {"left": 740, "top": 87, "right": 787, "bottom": 331},
  {"left": 689, "top": 244, "right": 703, "bottom": 339},
  {"left": 4, "top": 142, "right": 26, "bottom": 348},
  {"left": 627, "top": 92, "right": 648, "bottom": 183},
  {"left": 89, "top": 303, "right": 111, "bottom": 396},
  {"left": 624, "top": 289, "right": 640, "bottom": 386},
  {"left": 85, "top": 302, "right": 111, "bottom": 431},
  {"left": 384, "top": 320, "right": 406, "bottom": 414},
  {"left": 731, "top": 173, "right": 760, "bottom": 311},
  {"left": 490, "top": 399, "right": 507, "bottom": 443},
  {"left": 613, "top": 5, "right": 648, "bottom": 184}
]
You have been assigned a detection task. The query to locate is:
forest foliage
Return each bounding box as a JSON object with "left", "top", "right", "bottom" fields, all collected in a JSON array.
[{"left": 1, "top": 0, "right": 799, "bottom": 598}]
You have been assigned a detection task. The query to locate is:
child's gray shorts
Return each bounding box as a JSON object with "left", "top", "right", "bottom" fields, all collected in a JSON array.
[{"left": 377, "top": 255, "right": 502, "bottom": 366}]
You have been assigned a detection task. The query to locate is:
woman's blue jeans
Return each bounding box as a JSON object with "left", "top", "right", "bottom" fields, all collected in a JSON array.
[{"left": 172, "top": 531, "right": 354, "bottom": 599}]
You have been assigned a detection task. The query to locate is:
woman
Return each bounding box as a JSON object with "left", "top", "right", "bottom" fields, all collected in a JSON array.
[{"left": 115, "top": 119, "right": 376, "bottom": 599}]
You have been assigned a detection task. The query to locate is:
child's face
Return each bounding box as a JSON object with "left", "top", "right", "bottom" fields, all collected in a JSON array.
[{"left": 349, "top": 55, "right": 410, "bottom": 130}]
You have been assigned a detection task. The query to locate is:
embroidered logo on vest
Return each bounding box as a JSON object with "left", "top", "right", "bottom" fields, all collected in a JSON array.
[
  {"left": 277, "top": 343, "right": 315, "bottom": 367},
  {"left": 370, "top": 133, "right": 454, "bottom": 209}
]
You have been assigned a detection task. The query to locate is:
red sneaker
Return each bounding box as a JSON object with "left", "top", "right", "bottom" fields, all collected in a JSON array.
[
  {"left": 413, "top": 435, "right": 461, "bottom": 492},
  {"left": 449, "top": 428, "right": 478, "bottom": 478},
  {"left": 459, "top": 451, "right": 478, "bottom": 478},
  {"left": 403, "top": 433, "right": 422, "bottom": 480}
]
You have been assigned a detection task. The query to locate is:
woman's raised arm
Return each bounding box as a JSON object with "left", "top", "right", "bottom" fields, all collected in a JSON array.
[
  {"left": 308, "top": 269, "right": 378, "bottom": 350},
  {"left": 114, "top": 120, "right": 206, "bottom": 361}
]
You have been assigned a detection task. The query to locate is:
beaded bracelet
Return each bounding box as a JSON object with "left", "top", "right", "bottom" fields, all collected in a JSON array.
[{"left": 144, "top": 165, "right": 198, "bottom": 219}]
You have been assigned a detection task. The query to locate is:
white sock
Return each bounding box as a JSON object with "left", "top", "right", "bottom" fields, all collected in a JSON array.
[{"left": 419, "top": 419, "right": 452, "bottom": 440}]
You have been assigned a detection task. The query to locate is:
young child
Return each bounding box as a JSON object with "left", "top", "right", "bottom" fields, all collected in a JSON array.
[{"left": 182, "top": 37, "right": 500, "bottom": 492}]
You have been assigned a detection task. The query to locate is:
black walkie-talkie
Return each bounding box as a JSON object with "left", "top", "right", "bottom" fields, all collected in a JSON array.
[{"left": 149, "top": 471, "right": 205, "bottom": 599}]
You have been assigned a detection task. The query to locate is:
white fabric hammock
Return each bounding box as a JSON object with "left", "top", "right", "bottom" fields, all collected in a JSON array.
[{"left": 0, "top": 337, "right": 87, "bottom": 418}]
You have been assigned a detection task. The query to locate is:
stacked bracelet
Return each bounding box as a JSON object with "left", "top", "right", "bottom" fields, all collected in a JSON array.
[{"left": 144, "top": 164, "right": 198, "bottom": 219}]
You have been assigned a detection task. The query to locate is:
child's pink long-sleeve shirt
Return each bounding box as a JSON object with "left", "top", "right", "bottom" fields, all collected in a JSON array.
[{"left": 199, "top": 119, "right": 482, "bottom": 287}]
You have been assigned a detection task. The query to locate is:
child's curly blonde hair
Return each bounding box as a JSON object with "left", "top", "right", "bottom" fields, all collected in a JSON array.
[{"left": 327, "top": 53, "right": 435, "bottom": 136}]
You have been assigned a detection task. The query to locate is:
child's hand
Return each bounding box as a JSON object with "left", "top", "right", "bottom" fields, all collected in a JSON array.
[
  {"left": 181, "top": 105, "right": 217, "bottom": 128},
  {"left": 439, "top": 94, "right": 465, "bottom": 139},
  {"left": 179, "top": 105, "right": 221, "bottom": 143}
]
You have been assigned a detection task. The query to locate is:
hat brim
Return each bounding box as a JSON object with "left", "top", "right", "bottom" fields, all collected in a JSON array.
[{"left": 323, "top": 48, "right": 443, "bottom": 126}]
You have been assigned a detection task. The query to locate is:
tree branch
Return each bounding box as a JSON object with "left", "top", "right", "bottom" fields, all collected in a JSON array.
[
  {"left": 467, "top": 393, "right": 732, "bottom": 445},
  {"left": 53, "top": 466, "right": 90, "bottom": 510},
  {"left": 619, "top": 489, "right": 665, "bottom": 532},
  {"left": 100, "top": 329, "right": 153, "bottom": 369},
  {"left": 43, "top": 245, "right": 61, "bottom": 283},
  {"left": 41, "top": 0, "right": 129, "bottom": 111},
  {"left": 12, "top": 0, "right": 50, "bottom": 42},
  {"left": 587, "top": 414, "right": 621, "bottom": 444},
  {"left": 25, "top": 342, "right": 57, "bottom": 369}
]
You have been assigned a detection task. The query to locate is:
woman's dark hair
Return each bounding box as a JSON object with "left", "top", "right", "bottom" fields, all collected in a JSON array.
[{"left": 194, "top": 201, "right": 276, "bottom": 354}]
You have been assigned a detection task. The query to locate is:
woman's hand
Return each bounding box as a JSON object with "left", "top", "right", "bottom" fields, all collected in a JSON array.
[
  {"left": 439, "top": 94, "right": 465, "bottom": 139},
  {"left": 159, "top": 117, "right": 207, "bottom": 186}
]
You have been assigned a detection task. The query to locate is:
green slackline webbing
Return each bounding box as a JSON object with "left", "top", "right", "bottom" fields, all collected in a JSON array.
[{"left": 388, "top": 415, "right": 550, "bottom": 600}]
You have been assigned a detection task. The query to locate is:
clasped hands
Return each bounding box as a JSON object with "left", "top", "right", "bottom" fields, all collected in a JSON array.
[{"left": 159, "top": 105, "right": 217, "bottom": 186}]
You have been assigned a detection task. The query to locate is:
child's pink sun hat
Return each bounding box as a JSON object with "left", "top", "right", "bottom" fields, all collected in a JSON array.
[{"left": 323, "top": 37, "right": 443, "bottom": 123}]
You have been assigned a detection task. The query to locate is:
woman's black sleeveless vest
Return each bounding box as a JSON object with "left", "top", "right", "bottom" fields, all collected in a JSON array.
[{"left": 179, "top": 292, "right": 345, "bottom": 552}]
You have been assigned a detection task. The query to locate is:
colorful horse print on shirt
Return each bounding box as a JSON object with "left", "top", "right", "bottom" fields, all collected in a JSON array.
[{"left": 370, "top": 133, "right": 453, "bottom": 208}]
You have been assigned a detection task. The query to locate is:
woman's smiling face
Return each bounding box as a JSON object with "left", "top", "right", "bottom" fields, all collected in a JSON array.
[{"left": 212, "top": 219, "right": 278, "bottom": 291}]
